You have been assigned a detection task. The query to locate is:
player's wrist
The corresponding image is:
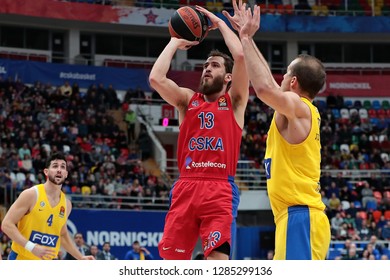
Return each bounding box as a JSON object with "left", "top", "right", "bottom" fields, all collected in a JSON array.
[{"left": 25, "top": 241, "right": 36, "bottom": 252}]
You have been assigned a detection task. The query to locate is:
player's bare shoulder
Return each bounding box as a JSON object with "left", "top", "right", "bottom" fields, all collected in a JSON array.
[
  {"left": 12, "top": 186, "right": 38, "bottom": 213},
  {"left": 19, "top": 186, "right": 38, "bottom": 201}
]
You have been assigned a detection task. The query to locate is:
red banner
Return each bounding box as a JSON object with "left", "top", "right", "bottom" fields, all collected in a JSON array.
[
  {"left": 321, "top": 74, "right": 389, "bottom": 97},
  {"left": 0, "top": 0, "right": 174, "bottom": 26},
  {"left": 0, "top": 0, "right": 120, "bottom": 22},
  {"left": 166, "top": 71, "right": 390, "bottom": 97}
]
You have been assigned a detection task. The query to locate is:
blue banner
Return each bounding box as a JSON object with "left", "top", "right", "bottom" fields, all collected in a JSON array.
[
  {"left": 67, "top": 209, "right": 166, "bottom": 260},
  {"left": 0, "top": 59, "right": 151, "bottom": 92},
  {"left": 219, "top": 13, "right": 390, "bottom": 33}
]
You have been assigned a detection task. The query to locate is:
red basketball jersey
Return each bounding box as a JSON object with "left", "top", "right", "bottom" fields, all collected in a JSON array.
[{"left": 177, "top": 92, "right": 242, "bottom": 179}]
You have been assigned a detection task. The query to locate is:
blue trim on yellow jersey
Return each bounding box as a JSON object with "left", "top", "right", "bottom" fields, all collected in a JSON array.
[
  {"left": 8, "top": 250, "right": 18, "bottom": 260},
  {"left": 286, "top": 205, "right": 311, "bottom": 260}
]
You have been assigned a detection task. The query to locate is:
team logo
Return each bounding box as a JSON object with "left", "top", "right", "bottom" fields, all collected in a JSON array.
[
  {"left": 218, "top": 97, "right": 228, "bottom": 110},
  {"left": 59, "top": 206, "right": 65, "bottom": 218},
  {"left": 203, "top": 231, "right": 221, "bottom": 251},
  {"left": 191, "top": 100, "right": 199, "bottom": 107},
  {"left": 30, "top": 230, "right": 59, "bottom": 248},
  {"left": 40, "top": 201, "right": 45, "bottom": 207},
  {"left": 218, "top": 97, "right": 226, "bottom": 106},
  {"left": 185, "top": 156, "right": 192, "bottom": 169}
]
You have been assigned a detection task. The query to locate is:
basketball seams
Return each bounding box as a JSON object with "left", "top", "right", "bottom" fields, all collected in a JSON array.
[
  {"left": 169, "top": 6, "right": 208, "bottom": 42},
  {"left": 178, "top": 8, "right": 202, "bottom": 38}
]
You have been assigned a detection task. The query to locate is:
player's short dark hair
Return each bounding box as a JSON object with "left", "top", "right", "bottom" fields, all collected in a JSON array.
[
  {"left": 45, "top": 152, "right": 67, "bottom": 169},
  {"left": 290, "top": 54, "right": 326, "bottom": 99},
  {"left": 208, "top": 49, "right": 234, "bottom": 74}
]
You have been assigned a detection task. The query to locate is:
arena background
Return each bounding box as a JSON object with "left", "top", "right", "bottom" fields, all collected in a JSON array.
[{"left": 0, "top": 0, "right": 389, "bottom": 260}]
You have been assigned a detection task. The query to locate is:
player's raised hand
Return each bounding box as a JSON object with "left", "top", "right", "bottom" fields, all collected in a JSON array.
[
  {"left": 222, "top": 0, "right": 247, "bottom": 32},
  {"left": 239, "top": 4, "right": 261, "bottom": 39},
  {"left": 195, "top": 5, "right": 222, "bottom": 31},
  {"left": 170, "top": 37, "right": 199, "bottom": 50}
]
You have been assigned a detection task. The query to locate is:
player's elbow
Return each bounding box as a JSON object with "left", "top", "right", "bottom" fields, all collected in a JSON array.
[
  {"left": 233, "top": 51, "right": 245, "bottom": 65},
  {"left": 148, "top": 73, "right": 164, "bottom": 90},
  {"left": 1, "top": 219, "right": 11, "bottom": 236}
]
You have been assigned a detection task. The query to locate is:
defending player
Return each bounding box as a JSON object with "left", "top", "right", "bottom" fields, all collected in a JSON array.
[{"left": 224, "top": 1, "right": 331, "bottom": 259}]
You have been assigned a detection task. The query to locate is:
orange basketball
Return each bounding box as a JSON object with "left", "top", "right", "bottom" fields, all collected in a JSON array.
[{"left": 168, "top": 6, "right": 209, "bottom": 42}]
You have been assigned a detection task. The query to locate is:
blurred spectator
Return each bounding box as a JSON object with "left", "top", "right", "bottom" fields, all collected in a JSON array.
[
  {"left": 106, "top": 84, "right": 120, "bottom": 109},
  {"left": 124, "top": 107, "right": 137, "bottom": 143},
  {"left": 341, "top": 243, "right": 359, "bottom": 260},
  {"left": 137, "top": 124, "right": 152, "bottom": 160},
  {"left": 360, "top": 181, "right": 377, "bottom": 209},
  {"left": 367, "top": 235, "right": 383, "bottom": 255},
  {"left": 359, "top": 219, "right": 372, "bottom": 241},
  {"left": 60, "top": 81, "right": 72, "bottom": 98},
  {"left": 331, "top": 212, "right": 344, "bottom": 238},
  {"left": 123, "top": 240, "right": 154, "bottom": 260},
  {"left": 328, "top": 192, "right": 341, "bottom": 215},
  {"left": 381, "top": 220, "right": 390, "bottom": 240},
  {"left": 86, "top": 244, "right": 100, "bottom": 259},
  {"left": 65, "top": 232, "right": 90, "bottom": 260},
  {"left": 97, "top": 241, "right": 116, "bottom": 260}
]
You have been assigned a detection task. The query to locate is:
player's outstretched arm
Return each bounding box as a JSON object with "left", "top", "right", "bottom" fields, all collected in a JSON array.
[{"left": 149, "top": 38, "right": 197, "bottom": 112}]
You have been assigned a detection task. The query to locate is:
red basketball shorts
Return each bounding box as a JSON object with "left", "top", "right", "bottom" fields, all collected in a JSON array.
[{"left": 158, "top": 176, "right": 240, "bottom": 260}]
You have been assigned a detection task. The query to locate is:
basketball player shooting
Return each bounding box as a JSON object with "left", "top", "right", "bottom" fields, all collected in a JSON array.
[{"left": 149, "top": 5, "right": 249, "bottom": 260}]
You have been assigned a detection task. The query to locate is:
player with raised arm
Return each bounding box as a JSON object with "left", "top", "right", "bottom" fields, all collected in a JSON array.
[
  {"left": 149, "top": 5, "right": 249, "bottom": 260},
  {"left": 224, "top": 1, "right": 330, "bottom": 259}
]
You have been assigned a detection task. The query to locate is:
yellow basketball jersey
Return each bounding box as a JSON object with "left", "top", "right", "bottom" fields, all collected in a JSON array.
[
  {"left": 264, "top": 98, "right": 325, "bottom": 221},
  {"left": 11, "top": 184, "right": 67, "bottom": 260}
]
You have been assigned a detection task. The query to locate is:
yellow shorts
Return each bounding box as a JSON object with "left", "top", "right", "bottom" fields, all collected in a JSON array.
[{"left": 274, "top": 205, "right": 330, "bottom": 260}]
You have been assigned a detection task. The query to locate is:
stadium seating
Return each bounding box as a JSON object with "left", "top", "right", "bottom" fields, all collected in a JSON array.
[
  {"left": 363, "top": 100, "right": 372, "bottom": 110},
  {"left": 372, "top": 100, "right": 382, "bottom": 110},
  {"left": 366, "top": 200, "right": 377, "bottom": 211},
  {"left": 385, "top": 210, "right": 390, "bottom": 220},
  {"left": 327, "top": 248, "right": 342, "bottom": 260},
  {"left": 382, "top": 100, "right": 390, "bottom": 110},
  {"left": 344, "top": 99, "right": 353, "bottom": 108},
  {"left": 354, "top": 100, "right": 363, "bottom": 109},
  {"left": 373, "top": 191, "right": 383, "bottom": 204},
  {"left": 372, "top": 210, "right": 382, "bottom": 223}
]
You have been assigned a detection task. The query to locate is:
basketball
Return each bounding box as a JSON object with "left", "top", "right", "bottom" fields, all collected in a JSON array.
[{"left": 168, "top": 6, "right": 209, "bottom": 42}]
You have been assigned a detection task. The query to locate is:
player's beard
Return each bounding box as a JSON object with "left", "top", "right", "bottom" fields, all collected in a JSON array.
[
  {"left": 48, "top": 174, "right": 66, "bottom": 186},
  {"left": 199, "top": 74, "right": 224, "bottom": 96}
]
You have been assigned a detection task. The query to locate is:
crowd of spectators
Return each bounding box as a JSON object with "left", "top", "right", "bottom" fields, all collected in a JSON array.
[
  {"left": 0, "top": 73, "right": 389, "bottom": 259},
  {"left": 61, "top": 0, "right": 390, "bottom": 16},
  {"left": 0, "top": 76, "right": 169, "bottom": 215}
]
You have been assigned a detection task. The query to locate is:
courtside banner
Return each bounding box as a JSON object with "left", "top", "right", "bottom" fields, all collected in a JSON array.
[
  {"left": 67, "top": 209, "right": 166, "bottom": 260},
  {"left": 0, "top": 260, "right": 389, "bottom": 279},
  {"left": 0, "top": 58, "right": 150, "bottom": 92},
  {"left": 1, "top": 59, "right": 389, "bottom": 97},
  {"left": 167, "top": 70, "right": 390, "bottom": 97}
]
